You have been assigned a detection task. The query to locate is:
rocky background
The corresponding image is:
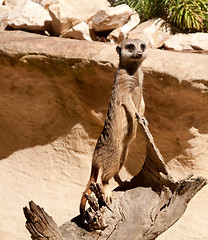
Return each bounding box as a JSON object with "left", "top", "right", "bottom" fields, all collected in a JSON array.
[
  {"left": 1, "top": 0, "right": 208, "bottom": 50},
  {"left": 0, "top": 1, "right": 208, "bottom": 240}
]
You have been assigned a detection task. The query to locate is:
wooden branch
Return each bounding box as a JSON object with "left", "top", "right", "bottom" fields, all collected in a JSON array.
[
  {"left": 23, "top": 118, "right": 207, "bottom": 240},
  {"left": 23, "top": 201, "right": 63, "bottom": 240}
]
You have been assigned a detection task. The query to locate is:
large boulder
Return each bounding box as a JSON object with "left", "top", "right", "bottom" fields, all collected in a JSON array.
[
  {"left": 0, "top": 30, "right": 208, "bottom": 240},
  {"left": 107, "top": 13, "right": 140, "bottom": 43},
  {"left": 0, "top": 5, "right": 11, "bottom": 30},
  {"left": 164, "top": 32, "right": 208, "bottom": 51},
  {"left": 7, "top": 0, "right": 52, "bottom": 32},
  {"left": 32, "top": 0, "right": 58, "bottom": 9},
  {"left": 1, "top": 0, "right": 21, "bottom": 8},
  {"left": 61, "top": 21, "right": 93, "bottom": 41},
  {"left": 128, "top": 18, "right": 172, "bottom": 48},
  {"left": 92, "top": 4, "right": 133, "bottom": 33},
  {"left": 48, "top": 0, "right": 109, "bottom": 36}
]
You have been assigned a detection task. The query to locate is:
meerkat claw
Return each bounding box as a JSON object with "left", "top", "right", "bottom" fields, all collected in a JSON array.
[
  {"left": 135, "top": 113, "right": 149, "bottom": 126},
  {"left": 105, "top": 194, "right": 113, "bottom": 204},
  {"left": 142, "top": 116, "right": 149, "bottom": 126}
]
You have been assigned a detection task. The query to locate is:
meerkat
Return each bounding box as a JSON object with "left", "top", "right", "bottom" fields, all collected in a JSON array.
[{"left": 80, "top": 38, "right": 147, "bottom": 221}]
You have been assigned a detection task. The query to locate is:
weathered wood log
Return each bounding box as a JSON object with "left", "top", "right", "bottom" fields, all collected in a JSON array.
[
  {"left": 23, "top": 118, "right": 207, "bottom": 240},
  {"left": 23, "top": 201, "right": 63, "bottom": 240}
]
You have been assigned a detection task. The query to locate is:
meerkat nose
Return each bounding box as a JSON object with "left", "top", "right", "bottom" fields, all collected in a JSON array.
[{"left": 136, "top": 52, "right": 143, "bottom": 59}]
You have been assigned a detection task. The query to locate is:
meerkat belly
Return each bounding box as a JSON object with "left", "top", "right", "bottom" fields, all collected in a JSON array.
[
  {"left": 132, "top": 86, "right": 141, "bottom": 109},
  {"left": 119, "top": 105, "right": 136, "bottom": 143},
  {"left": 133, "top": 85, "right": 145, "bottom": 115}
]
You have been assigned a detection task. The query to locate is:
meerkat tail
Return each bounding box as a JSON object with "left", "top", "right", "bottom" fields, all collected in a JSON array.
[{"left": 79, "top": 165, "right": 99, "bottom": 220}]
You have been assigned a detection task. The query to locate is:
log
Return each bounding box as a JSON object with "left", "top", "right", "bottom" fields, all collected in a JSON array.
[
  {"left": 23, "top": 117, "right": 207, "bottom": 240},
  {"left": 23, "top": 201, "right": 63, "bottom": 240}
]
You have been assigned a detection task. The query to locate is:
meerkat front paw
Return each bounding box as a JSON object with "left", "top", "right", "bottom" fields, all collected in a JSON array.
[
  {"left": 142, "top": 116, "right": 149, "bottom": 126},
  {"left": 135, "top": 113, "right": 149, "bottom": 126}
]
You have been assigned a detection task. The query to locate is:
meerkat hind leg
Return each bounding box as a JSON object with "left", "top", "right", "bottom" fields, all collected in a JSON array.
[
  {"left": 113, "top": 145, "right": 129, "bottom": 187},
  {"left": 114, "top": 172, "right": 129, "bottom": 187},
  {"left": 114, "top": 172, "right": 124, "bottom": 186}
]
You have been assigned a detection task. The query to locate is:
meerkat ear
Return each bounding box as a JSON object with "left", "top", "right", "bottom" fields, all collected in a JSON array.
[{"left": 116, "top": 45, "right": 121, "bottom": 55}]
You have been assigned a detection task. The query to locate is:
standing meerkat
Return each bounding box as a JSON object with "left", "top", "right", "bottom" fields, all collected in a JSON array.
[{"left": 80, "top": 38, "right": 147, "bottom": 220}]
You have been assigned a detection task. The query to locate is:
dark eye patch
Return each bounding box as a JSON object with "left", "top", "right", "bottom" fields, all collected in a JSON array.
[
  {"left": 126, "top": 44, "right": 135, "bottom": 51},
  {"left": 140, "top": 43, "right": 146, "bottom": 52}
]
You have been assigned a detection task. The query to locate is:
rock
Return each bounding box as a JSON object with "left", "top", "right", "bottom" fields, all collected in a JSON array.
[
  {"left": 130, "top": 31, "right": 150, "bottom": 48},
  {"left": 32, "top": 0, "right": 58, "bottom": 10},
  {"left": 0, "top": 5, "right": 11, "bottom": 30},
  {"left": 107, "top": 28, "right": 120, "bottom": 43},
  {"left": 92, "top": 4, "right": 133, "bottom": 33},
  {"left": 164, "top": 32, "right": 208, "bottom": 51},
  {"left": 7, "top": 0, "right": 52, "bottom": 32},
  {"left": 48, "top": 0, "right": 109, "bottom": 36},
  {"left": 0, "top": 30, "right": 208, "bottom": 240},
  {"left": 128, "top": 18, "right": 172, "bottom": 48},
  {"left": 158, "top": 128, "right": 208, "bottom": 240},
  {"left": 2, "top": 0, "right": 21, "bottom": 8},
  {"left": 61, "top": 21, "right": 92, "bottom": 41},
  {"left": 107, "top": 13, "right": 140, "bottom": 43}
]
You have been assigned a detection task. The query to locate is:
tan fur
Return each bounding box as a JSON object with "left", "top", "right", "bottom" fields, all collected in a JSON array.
[{"left": 80, "top": 39, "right": 147, "bottom": 221}]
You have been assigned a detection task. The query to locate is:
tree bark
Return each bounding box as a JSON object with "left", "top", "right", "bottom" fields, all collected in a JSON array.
[
  {"left": 23, "top": 201, "right": 63, "bottom": 240},
  {"left": 23, "top": 118, "right": 207, "bottom": 240}
]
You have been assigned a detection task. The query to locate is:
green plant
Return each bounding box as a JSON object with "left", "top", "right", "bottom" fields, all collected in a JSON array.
[
  {"left": 113, "top": 0, "right": 163, "bottom": 22},
  {"left": 164, "top": 0, "right": 208, "bottom": 31},
  {"left": 113, "top": 0, "right": 208, "bottom": 32}
]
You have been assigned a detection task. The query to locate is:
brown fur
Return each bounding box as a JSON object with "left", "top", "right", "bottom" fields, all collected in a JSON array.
[{"left": 80, "top": 39, "right": 147, "bottom": 221}]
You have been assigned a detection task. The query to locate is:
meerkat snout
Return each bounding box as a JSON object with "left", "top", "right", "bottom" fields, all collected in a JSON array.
[{"left": 136, "top": 52, "right": 143, "bottom": 59}]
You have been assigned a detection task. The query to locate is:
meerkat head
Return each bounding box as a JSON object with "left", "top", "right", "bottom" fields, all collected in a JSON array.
[{"left": 116, "top": 39, "right": 147, "bottom": 64}]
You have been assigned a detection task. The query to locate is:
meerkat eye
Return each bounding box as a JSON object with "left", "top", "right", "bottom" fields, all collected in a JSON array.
[
  {"left": 126, "top": 44, "right": 135, "bottom": 51},
  {"left": 140, "top": 43, "right": 146, "bottom": 52}
]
